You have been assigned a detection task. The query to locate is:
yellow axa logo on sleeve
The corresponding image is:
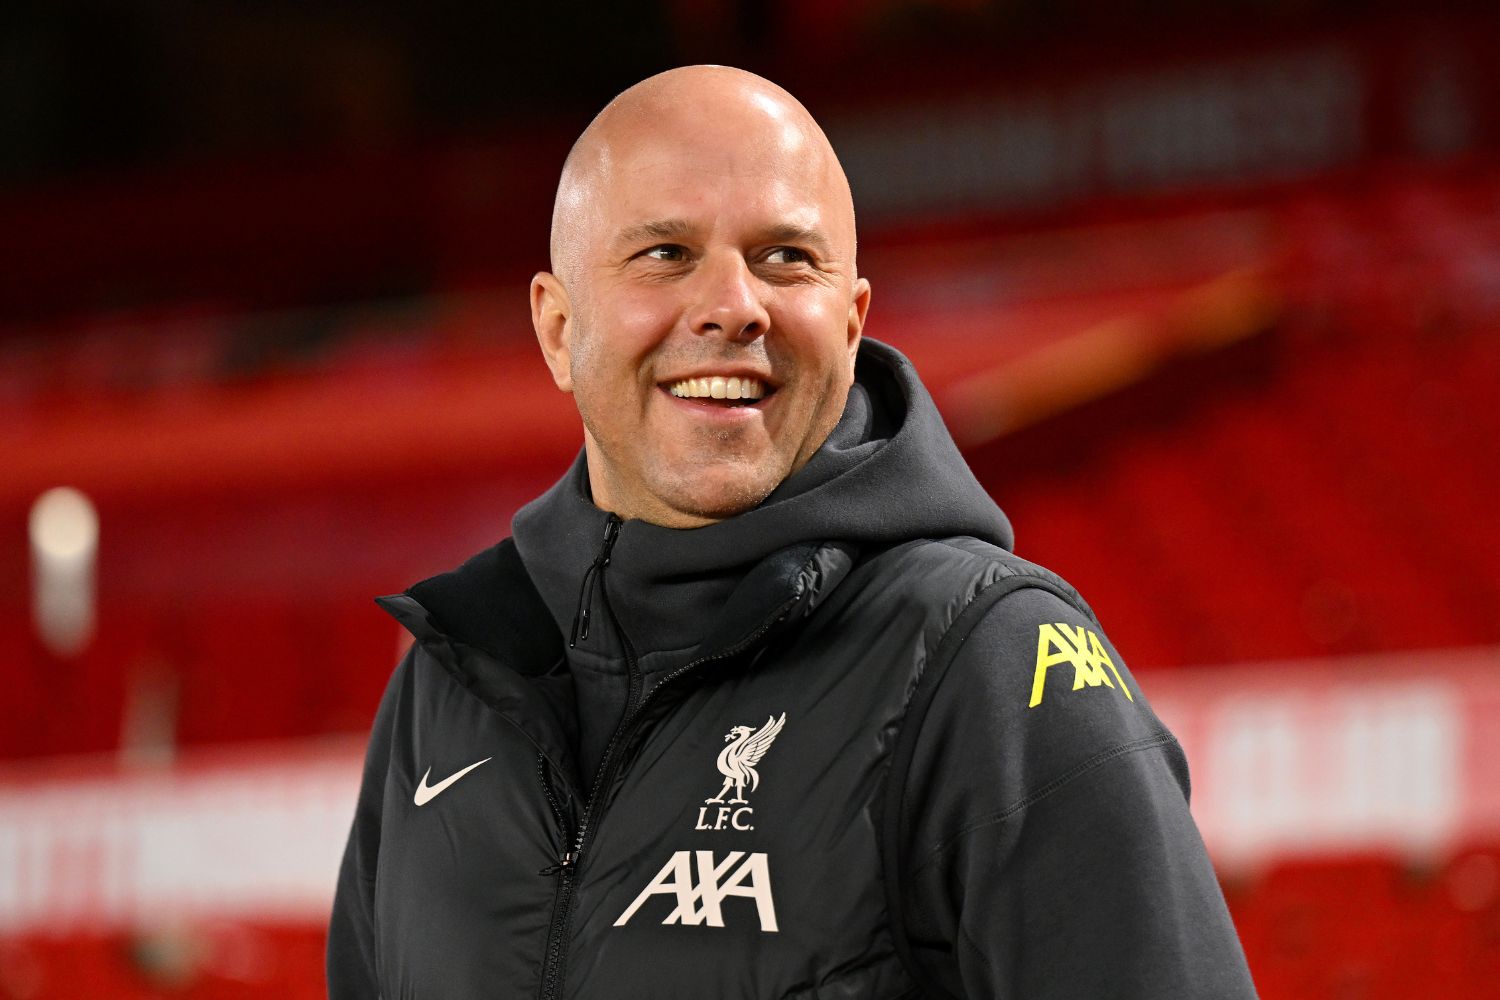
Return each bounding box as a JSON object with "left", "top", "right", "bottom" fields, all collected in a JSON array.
[{"left": 1029, "top": 623, "right": 1134, "bottom": 709}]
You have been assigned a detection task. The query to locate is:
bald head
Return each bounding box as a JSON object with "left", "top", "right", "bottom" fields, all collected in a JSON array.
[
  {"left": 549, "top": 65, "right": 857, "bottom": 286},
  {"left": 529, "top": 65, "right": 871, "bottom": 527}
]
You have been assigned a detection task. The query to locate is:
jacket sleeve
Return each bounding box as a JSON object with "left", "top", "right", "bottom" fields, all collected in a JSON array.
[
  {"left": 327, "top": 648, "right": 413, "bottom": 1000},
  {"left": 895, "top": 584, "right": 1257, "bottom": 999}
]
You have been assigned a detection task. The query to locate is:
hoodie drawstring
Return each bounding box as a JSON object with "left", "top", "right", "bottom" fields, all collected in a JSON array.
[{"left": 570, "top": 515, "right": 621, "bottom": 647}]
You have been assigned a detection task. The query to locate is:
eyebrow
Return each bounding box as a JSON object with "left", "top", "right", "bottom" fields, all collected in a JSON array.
[
  {"left": 612, "top": 219, "right": 836, "bottom": 258},
  {"left": 761, "top": 223, "right": 835, "bottom": 259},
  {"left": 613, "top": 219, "right": 695, "bottom": 249}
]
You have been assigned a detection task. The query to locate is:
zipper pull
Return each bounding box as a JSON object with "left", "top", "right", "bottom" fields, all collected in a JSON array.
[
  {"left": 539, "top": 851, "right": 577, "bottom": 877},
  {"left": 599, "top": 515, "right": 620, "bottom": 563}
]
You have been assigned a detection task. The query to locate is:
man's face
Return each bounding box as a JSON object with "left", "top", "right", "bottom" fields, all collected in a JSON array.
[{"left": 534, "top": 96, "right": 871, "bottom": 527}]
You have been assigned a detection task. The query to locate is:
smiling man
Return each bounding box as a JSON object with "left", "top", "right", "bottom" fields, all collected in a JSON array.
[
  {"left": 531, "top": 70, "right": 869, "bottom": 527},
  {"left": 328, "top": 67, "right": 1257, "bottom": 999}
]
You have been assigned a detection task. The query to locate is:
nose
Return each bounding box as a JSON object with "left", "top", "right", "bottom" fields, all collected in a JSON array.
[{"left": 686, "top": 252, "right": 770, "bottom": 342}]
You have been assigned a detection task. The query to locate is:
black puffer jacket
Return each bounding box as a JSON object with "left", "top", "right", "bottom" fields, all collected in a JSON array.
[{"left": 327, "top": 340, "right": 1257, "bottom": 999}]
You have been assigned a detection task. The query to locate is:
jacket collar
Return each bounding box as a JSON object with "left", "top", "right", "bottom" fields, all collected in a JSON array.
[
  {"left": 378, "top": 536, "right": 853, "bottom": 672},
  {"left": 378, "top": 538, "right": 559, "bottom": 675},
  {"left": 377, "top": 535, "right": 854, "bottom": 778},
  {"left": 510, "top": 339, "right": 1010, "bottom": 670}
]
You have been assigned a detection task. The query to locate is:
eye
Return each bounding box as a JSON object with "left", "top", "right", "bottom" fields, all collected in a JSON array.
[
  {"left": 643, "top": 244, "right": 688, "bottom": 262},
  {"left": 765, "top": 246, "right": 811, "bottom": 265}
]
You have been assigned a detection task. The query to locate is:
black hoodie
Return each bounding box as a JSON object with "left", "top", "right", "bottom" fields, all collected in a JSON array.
[
  {"left": 328, "top": 339, "right": 1258, "bottom": 999},
  {"left": 511, "top": 340, "right": 1012, "bottom": 781}
]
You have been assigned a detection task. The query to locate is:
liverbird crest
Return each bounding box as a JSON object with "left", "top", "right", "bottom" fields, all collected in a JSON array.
[{"left": 705, "top": 712, "right": 786, "bottom": 806}]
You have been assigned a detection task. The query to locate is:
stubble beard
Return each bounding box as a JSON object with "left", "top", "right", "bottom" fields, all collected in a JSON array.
[{"left": 586, "top": 413, "right": 782, "bottom": 525}]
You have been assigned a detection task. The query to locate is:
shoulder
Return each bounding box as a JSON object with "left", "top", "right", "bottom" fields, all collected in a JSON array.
[
  {"left": 846, "top": 536, "right": 1146, "bottom": 722},
  {"left": 852, "top": 535, "right": 1098, "bottom": 629},
  {"left": 888, "top": 540, "right": 1184, "bottom": 837},
  {"left": 941, "top": 583, "right": 1168, "bottom": 751}
]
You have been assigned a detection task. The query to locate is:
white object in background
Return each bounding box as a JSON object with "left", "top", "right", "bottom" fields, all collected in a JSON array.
[{"left": 29, "top": 486, "right": 99, "bottom": 657}]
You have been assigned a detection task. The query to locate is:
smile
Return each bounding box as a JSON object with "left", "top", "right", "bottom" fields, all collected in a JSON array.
[{"left": 667, "top": 376, "right": 767, "bottom": 402}]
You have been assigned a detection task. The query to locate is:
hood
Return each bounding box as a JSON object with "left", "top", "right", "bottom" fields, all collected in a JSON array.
[{"left": 510, "top": 338, "right": 1012, "bottom": 661}]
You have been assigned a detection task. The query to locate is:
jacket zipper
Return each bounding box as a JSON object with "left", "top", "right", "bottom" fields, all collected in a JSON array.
[
  {"left": 536, "top": 575, "right": 803, "bottom": 1000},
  {"left": 536, "top": 754, "right": 577, "bottom": 1000},
  {"left": 536, "top": 754, "right": 573, "bottom": 875},
  {"left": 541, "top": 514, "right": 628, "bottom": 999}
]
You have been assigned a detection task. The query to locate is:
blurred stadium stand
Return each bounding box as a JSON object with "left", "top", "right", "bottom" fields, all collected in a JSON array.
[{"left": 3, "top": 2, "right": 1500, "bottom": 997}]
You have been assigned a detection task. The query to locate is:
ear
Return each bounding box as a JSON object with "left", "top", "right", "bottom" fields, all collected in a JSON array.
[
  {"left": 846, "top": 277, "right": 872, "bottom": 370},
  {"left": 531, "top": 271, "right": 574, "bottom": 392}
]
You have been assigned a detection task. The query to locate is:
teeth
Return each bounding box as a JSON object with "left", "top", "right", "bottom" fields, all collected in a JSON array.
[{"left": 669, "top": 376, "right": 766, "bottom": 400}]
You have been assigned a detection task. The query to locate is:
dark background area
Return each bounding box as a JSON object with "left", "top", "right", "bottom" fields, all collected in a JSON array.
[
  {"left": 2, "top": 2, "right": 1499, "bottom": 997},
  {"left": 3, "top": 0, "right": 1434, "bottom": 187}
]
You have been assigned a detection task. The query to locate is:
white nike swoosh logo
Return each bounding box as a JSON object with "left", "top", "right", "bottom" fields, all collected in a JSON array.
[{"left": 413, "top": 757, "right": 492, "bottom": 807}]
